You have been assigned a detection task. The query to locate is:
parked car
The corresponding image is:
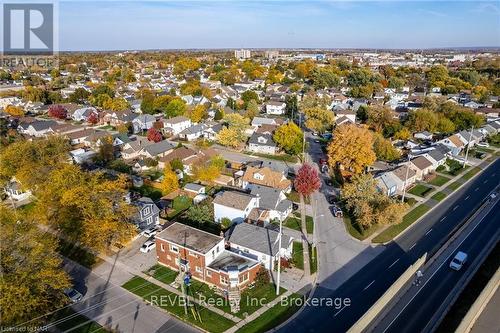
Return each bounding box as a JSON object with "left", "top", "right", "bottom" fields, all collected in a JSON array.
[
  {"left": 331, "top": 205, "right": 343, "bottom": 218},
  {"left": 325, "top": 179, "right": 333, "bottom": 186},
  {"left": 476, "top": 142, "right": 490, "bottom": 148},
  {"left": 449, "top": 251, "right": 468, "bottom": 271},
  {"left": 140, "top": 240, "right": 156, "bottom": 253},
  {"left": 327, "top": 195, "right": 337, "bottom": 204},
  {"left": 64, "top": 288, "right": 83, "bottom": 303},
  {"left": 142, "top": 226, "right": 159, "bottom": 238},
  {"left": 314, "top": 139, "right": 320, "bottom": 143}
]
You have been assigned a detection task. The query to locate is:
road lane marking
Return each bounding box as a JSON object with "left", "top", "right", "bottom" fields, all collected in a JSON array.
[
  {"left": 453, "top": 205, "right": 459, "bottom": 211},
  {"left": 334, "top": 305, "right": 347, "bottom": 317},
  {"left": 363, "top": 280, "right": 375, "bottom": 291},
  {"left": 388, "top": 259, "right": 400, "bottom": 269},
  {"left": 475, "top": 187, "right": 479, "bottom": 191},
  {"left": 465, "top": 195, "right": 470, "bottom": 200},
  {"left": 425, "top": 229, "right": 433, "bottom": 236},
  {"left": 440, "top": 216, "right": 446, "bottom": 222},
  {"left": 382, "top": 197, "right": 496, "bottom": 333},
  {"left": 492, "top": 173, "right": 496, "bottom": 177},
  {"left": 484, "top": 180, "right": 488, "bottom": 184},
  {"left": 409, "top": 243, "right": 417, "bottom": 250}
]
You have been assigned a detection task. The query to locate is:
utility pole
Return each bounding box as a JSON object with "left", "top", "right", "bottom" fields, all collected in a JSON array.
[
  {"left": 463, "top": 125, "right": 474, "bottom": 168},
  {"left": 276, "top": 217, "right": 283, "bottom": 296},
  {"left": 401, "top": 153, "right": 411, "bottom": 203}
]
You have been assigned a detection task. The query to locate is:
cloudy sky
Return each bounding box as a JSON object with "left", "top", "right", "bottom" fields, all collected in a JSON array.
[{"left": 57, "top": 0, "right": 500, "bottom": 51}]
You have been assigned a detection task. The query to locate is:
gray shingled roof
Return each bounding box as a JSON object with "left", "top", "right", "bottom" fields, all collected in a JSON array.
[
  {"left": 226, "top": 223, "right": 291, "bottom": 257},
  {"left": 250, "top": 185, "right": 281, "bottom": 210},
  {"left": 142, "top": 140, "right": 175, "bottom": 156},
  {"left": 248, "top": 133, "right": 276, "bottom": 147}
]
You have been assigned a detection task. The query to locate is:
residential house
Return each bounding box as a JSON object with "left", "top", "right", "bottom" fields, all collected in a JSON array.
[
  {"left": 158, "top": 146, "right": 197, "bottom": 169},
  {"left": 226, "top": 223, "right": 293, "bottom": 271},
  {"left": 250, "top": 185, "right": 292, "bottom": 222},
  {"left": 423, "top": 147, "right": 448, "bottom": 169},
  {"left": 213, "top": 191, "right": 259, "bottom": 224},
  {"left": 179, "top": 124, "right": 205, "bottom": 141},
  {"left": 121, "top": 136, "right": 153, "bottom": 160},
  {"left": 71, "top": 107, "right": 98, "bottom": 122},
  {"left": 20, "top": 120, "right": 56, "bottom": 137},
  {"left": 414, "top": 131, "right": 433, "bottom": 141},
  {"left": 392, "top": 165, "right": 417, "bottom": 192},
  {"left": 132, "top": 197, "right": 160, "bottom": 230},
  {"left": 100, "top": 110, "right": 137, "bottom": 127},
  {"left": 438, "top": 134, "right": 465, "bottom": 156},
  {"left": 65, "top": 128, "right": 97, "bottom": 145},
  {"left": 410, "top": 156, "right": 434, "bottom": 180},
  {"left": 4, "top": 179, "right": 31, "bottom": 201},
  {"left": 265, "top": 101, "right": 286, "bottom": 115},
  {"left": 155, "top": 223, "right": 261, "bottom": 291},
  {"left": 163, "top": 116, "right": 192, "bottom": 135},
  {"left": 375, "top": 172, "right": 399, "bottom": 196},
  {"left": 247, "top": 133, "right": 278, "bottom": 155},
  {"left": 334, "top": 109, "right": 356, "bottom": 124},
  {"left": 203, "top": 122, "right": 223, "bottom": 141},
  {"left": 132, "top": 114, "right": 156, "bottom": 133},
  {"left": 241, "top": 166, "right": 292, "bottom": 193},
  {"left": 141, "top": 140, "right": 175, "bottom": 159}
]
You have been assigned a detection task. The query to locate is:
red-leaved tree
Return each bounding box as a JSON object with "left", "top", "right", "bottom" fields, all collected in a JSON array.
[
  {"left": 147, "top": 127, "right": 163, "bottom": 142},
  {"left": 88, "top": 112, "right": 98, "bottom": 125},
  {"left": 294, "top": 163, "right": 321, "bottom": 196},
  {"left": 48, "top": 105, "right": 68, "bottom": 119}
]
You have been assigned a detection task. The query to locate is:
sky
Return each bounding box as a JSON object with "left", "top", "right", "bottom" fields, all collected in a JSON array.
[{"left": 56, "top": 0, "right": 500, "bottom": 51}]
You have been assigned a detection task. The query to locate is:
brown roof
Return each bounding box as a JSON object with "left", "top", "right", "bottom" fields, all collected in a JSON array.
[
  {"left": 411, "top": 156, "right": 433, "bottom": 170},
  {"left": 183, "top": 148, "right": 218, "bottom": 166},
  {"left": 156, "top": 222, "right": 222, "bottom": 254},
  {"left": 213, "top": 191, "right": 255, "bottom": 210},
  {"left": 159, "top": 146, "right": 197, "bottom": 164},
  {"left": 448, "top": 134, "right": 465, "bottom": 148},
  {"left": 242, "top": 166, "right": 291, "bottom": 190},
  {"left": 65, "top": 128, "right": 96, "bottom": 140},
  {"left": 392, "top": 165, "right": 417, "bottom": 182},
  {"left": 255, "top": 124, "right": 277, "bottom": 134}
]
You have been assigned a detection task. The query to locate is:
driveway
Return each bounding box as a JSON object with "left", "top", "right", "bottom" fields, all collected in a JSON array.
[{"left": 306, "top": 132, "right": 383, "bottom": 291}]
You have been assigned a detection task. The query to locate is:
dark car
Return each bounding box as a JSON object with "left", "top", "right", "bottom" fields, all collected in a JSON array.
[
  {"left": 325, "top": 179, "right": 333, "bottom": 186},
  {"left": 327, "top": 195, "right": 337, "bottom": 204},
  {"left": 292, "top": 203, "right": 299, "bottom": 211}
]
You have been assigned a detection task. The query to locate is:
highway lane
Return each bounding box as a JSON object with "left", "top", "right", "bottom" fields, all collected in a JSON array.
[
  {"left": 277, "top": 158, "right": 500, "bottom": 333},
  {"left": 378, "top": 200, "right": 500, "bottom": 333}
]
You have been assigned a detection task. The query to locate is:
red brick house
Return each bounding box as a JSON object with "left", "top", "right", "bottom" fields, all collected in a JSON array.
[{"left": 155, "top": 223, "right": 261, "bottom": 291}]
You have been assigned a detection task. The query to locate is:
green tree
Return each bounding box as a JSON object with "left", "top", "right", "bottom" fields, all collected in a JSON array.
[
  {"left": 303, "top": 107, "right": 334, "bottom": 133},
  {"left": 165, "top": 99, "right": 187, "bottom": 118},
  {"left": 373, "top": 134, "right": 401, "bottom": 162},
  {"left": 244, "top": 99, "right": 260, "bottom": 119}
]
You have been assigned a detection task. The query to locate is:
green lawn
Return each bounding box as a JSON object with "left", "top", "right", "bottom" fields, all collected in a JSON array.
[
  {"left": 122, "top": 276, "right": 234, "bottom": 333},
  {"left": 168, "top": 195, "right": 192, "bottom": 218},
  {"left": 309, "top": 244, "right": 317, "bottom": 274},
  {"left": 235, "top": 293, "right": 303, "bottom": 333},
  {"left": 428, "top": 175, "right": 451, "bottom": 186},
  {"left": 51, "top": 308, "right": 109, "bottom": 333},
  {"left": 282, "top": 214, "right": 313, "bottom": 234},
  {"left": 146, "top": 264, "right": 178, "bottom": 285},
  {"left": 372, "top": 204, "right": 431, "bottom": 243},
  {"left": 476, "top": 147, "right": 495, "bottom": 154},
  {"left": 57, "top": 238, "right": 102, "bottom": 269},
  {"left": 343, "top": 215, "right": 379, "bottom": 241},
  {"left": 446, "top": 181, "right": 463, "bottom": 191},
  {"left": 187, "top": 279, "right": 231, "bottom": 315},
  {"left": 462, "top": 167, "right": 481, "bottom": 180},
  {"left": 292, "top": 242, "right": 304, "bottom": 270},
  {"left": 408, "top": 184, "right": 434, "bottom": 197},
  {"left": 286, "top": 190, "right": 311, "bottom": 204},
  {"left": 431, "top": 191, "right": 447, "bottom": 202},
  {"left": 239, "top": 284, "right": 285, "bottom": 318}
]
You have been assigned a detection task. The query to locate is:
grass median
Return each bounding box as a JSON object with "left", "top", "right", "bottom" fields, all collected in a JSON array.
[
  {"left": 431, "top": 191, "right": 447, "bottom": 202},
  {"left": 372, "top": 204, "right": 431, "bottom": 243},
  {"left": 122, "top": 276, "right": 234, "bottom": 333}
]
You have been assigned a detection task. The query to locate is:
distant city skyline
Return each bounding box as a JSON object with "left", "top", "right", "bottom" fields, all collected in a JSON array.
[{"left": 58, "top": 0, "right": 500, "bottom": 51}]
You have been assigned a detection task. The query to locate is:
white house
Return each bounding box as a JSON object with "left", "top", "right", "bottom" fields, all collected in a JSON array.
[
  {"left": 71, "top": 107, "right": 98, "bottom": 122},
  {"left": 132, "top": 114, "right": 156, "bottom": 133},
  {"left": 265, "top": 101, "right": 286, "bottom": 115},
  {"left": 213, "top": 191, "right": 259, "bottom": 224},
  {"left": 163, "top": 116, "right": 192, "bottom": 135},
  {"left": 179, "top": 124, "right": 205, "bottom": 141},
  {"left": 226, "top": 223, "right": 293, "bottom": 271},
  {"left": 247, "top": 133, "right": 278, "bottom": 155}
]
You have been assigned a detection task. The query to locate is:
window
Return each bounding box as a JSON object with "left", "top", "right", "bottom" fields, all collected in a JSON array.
[
  {"left": 206, "top": 270, "right": 212, "bottom": 277},
  {"left": 220, "top": 276, "right": 228, "bottom": 285},
  {"left": 170, "top": 245, "right": 179, "bottom": 253},
  {"left": 144, "top": 206, "right": 151, "bottom": 215},
  {"left": 160, "top": 243, "right": 165, "bottom": 252},
  {"left": 195, "top": 266, "right": 202, "bottom": 273},
  {"left": 239, "top": 273, "right": 249, "bottom": 284},
  {"left": 212, "top": 250, "right": 215, "bottom": 259},
  {"left": 216, "top": 246, "right": 220, "bottom": 253}
]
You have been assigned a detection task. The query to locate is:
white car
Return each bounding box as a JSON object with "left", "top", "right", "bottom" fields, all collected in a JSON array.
[
  {"left": 450, "top": 251, "right": 468, "bottom": 271},
  {"left": 140, "top": 240, "right": 156, "bottom": 253},
  {"left": 142, "top": 227, "right": 159, "bottom": 238},
  {"left": 64, "top": 288, "right": 83, "bottom": 303},
  {"left": 476, "top": 142, "right": 490, "bottom": 148}
]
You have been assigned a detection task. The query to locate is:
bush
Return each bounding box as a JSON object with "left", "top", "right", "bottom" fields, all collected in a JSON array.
[{"left": 220, "top": 217, "right": 232, "bottom": 230}]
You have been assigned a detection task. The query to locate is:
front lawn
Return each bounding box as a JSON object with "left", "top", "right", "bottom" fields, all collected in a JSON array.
[
  {"left": 235, "top": 293, "right": 303, "bottom": 333},
  {"left": 408, "top": 184, "right": 434, "bottom": 197},
  {"left": 292, "top": 242, "right": 304, "bottom": 269},
  {"left": 431, "top": 191, "right": 447, "bottom": 202},
  {"left": 343, "top": 215, "right": 379, "bottom": 241},
  {"left": 286, "top": 190, "right": 311, "bottom": 204},
  {"left": 462, "top": 167, "right": 481, "bottom": 181},
  {"left": 122, "top": 276, "right": 234, "bottom": 333},
  {"left": 372, "top": 204, "right": 430, "bottom": 243},
  {"left": 146, "top": 264, "right": 178, "bottom": 285},
  {"left": 239, "top": 283, "right": 285, "bottom": 318},
  {"left": 428, "top": 174, "right": 451, "bottom": 186},
  {"left": 282, "top": 214, "right": 313, "bottom": 234}
]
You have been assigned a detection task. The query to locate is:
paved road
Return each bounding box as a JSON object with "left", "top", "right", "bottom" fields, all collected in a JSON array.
[
  {"left": 375, "top": 199, "right": 500, "bottom": 333},
  {"left": 61, "top": 258, "right": 198, "bottom": 333},
  {"left": 277, "top": 158, "right": 500, "bottom": 333}
]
